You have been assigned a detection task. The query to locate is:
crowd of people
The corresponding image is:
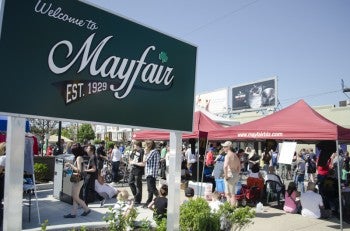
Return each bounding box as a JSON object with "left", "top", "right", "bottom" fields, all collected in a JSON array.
[
  {"left": 58, "top": 139, "right": 167, "bottom": 222},
  {"left": 181, "top": 141, "right": 350, "bottom": 221},
  {"left": 1, "top": 138, "right": 350, "bottom": 226}
]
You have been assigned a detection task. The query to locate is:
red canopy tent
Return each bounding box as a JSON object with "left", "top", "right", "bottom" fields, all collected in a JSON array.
[
  {"left": 209, "top": 99, "right": 350, "bottom": 142},
  {"left": 208, "top": 99, "right": 350, "bottom": 229},
  {"left": 132, "top": 111, "right": 223, "bottom": 140}
]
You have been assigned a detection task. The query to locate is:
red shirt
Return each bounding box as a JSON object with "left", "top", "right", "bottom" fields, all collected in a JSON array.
[
  {"left": 317, "top": 165, "right": 329, "bottom": 176},
  {"left": 206, "top": 151, "right": 214, "bottom": 166}
]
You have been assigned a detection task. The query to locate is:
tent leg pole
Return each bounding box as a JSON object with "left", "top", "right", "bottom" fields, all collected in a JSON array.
[{"left": 336, "top": 140, "right": 343, "bottom": 231}]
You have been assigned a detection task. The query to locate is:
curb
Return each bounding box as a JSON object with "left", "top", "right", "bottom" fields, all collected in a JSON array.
[{"left": 36, "top": 182, "right": 54, "bottom": 191}]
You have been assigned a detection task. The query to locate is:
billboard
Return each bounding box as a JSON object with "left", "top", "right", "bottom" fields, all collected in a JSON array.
[
  {"left": 195, "top": 88, "right": 228, "bottom": 114},
  {"left": 231, "top": 77, "right": 277, "bottom": 111},
  {"left": 0, "top": 0, "right": 196, "bottom": 132}
]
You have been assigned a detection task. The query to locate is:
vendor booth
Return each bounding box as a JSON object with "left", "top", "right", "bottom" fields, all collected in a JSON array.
[
  {"left": 208, "top": 99, "right": 350, "bottom": 141},
  {"left": 208, "top": 99, "right": 350, "bottom": 228}
]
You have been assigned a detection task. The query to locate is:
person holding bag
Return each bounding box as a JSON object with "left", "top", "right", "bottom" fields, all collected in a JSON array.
[{"left": 64, "top": 143, "right": 91, "bottom": 218}]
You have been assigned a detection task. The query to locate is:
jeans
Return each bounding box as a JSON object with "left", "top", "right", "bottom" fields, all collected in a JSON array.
[
  {"left": 295, "top": 173, "right": 305, "bottom": 193},
  {"left": 146, "top": 175, "right": 159, "bottom": 205},
  {"left": 128, "top": 172, "right": 143, "bottom": 203},
  {"left": 112, "top": 161, "right": 120, "bottom": 183}
]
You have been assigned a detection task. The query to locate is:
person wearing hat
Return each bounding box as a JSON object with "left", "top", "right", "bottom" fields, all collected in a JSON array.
[{"left": 222, "top": 141, "right": 241, "bottom": 206}]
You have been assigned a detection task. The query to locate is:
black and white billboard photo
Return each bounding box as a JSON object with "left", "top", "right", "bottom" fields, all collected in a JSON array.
[{"left": 231, "top": 77, "right": 277, "bottom": 111}]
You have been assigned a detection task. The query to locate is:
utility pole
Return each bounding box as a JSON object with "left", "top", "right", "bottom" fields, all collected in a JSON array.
[{"left": 341, "top": 79, "right": 350, "bottom": 99}]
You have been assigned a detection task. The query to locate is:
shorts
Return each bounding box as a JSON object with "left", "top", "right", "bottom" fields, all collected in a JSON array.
[{"left": 224, "top": 172, "right": 240, "bottom": 195}]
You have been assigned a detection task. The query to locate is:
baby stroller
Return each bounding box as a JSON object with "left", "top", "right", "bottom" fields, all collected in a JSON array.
[
  {"left": 235, "top": 179, "right": 262, "bottom": 206},
  {"left": 235, "top": 185, "right": 261, "bottom": 206},
  {"left": 101, "top": 160, "right": 113, "bottom": 183}
]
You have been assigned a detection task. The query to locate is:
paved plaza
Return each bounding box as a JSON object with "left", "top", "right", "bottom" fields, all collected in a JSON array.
[{"left": 19, "top": 182, "right": 350, "bottom": 231}]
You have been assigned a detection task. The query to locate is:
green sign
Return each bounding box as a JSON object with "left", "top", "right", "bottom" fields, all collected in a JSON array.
[{"left": 0, "top": 0, "right": 196, "bottom": 131}]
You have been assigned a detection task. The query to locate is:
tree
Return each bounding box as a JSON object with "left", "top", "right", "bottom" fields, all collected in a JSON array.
[
  {"left": 29, "top": 119, "right": 58, "bottom": 139},
  {"left": 61, "top": 124, "right": 77, "bottom": 141},
  {"left": 77, "top": 124, "right": 95, "bottom": 143}
]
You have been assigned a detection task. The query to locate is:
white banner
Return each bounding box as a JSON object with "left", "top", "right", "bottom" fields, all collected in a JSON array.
[{"left": 278, "top": 141, "right": 297, "bottom": 164}]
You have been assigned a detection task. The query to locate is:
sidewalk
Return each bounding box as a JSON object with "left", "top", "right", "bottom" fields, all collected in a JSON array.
[
  {"left": 21, "top": 183, "right": 350, "bottom": 231},
  {"left": 245, "top": 205, "right": 350, "bottom": 231},
  {"left": 22, "top": 187, "right": 155, "bottom": 231}
]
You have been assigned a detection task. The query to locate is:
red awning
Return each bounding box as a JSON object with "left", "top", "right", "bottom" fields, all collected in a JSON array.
[{"left": 208, "top": 99, "right": 350, "bottom": 142}]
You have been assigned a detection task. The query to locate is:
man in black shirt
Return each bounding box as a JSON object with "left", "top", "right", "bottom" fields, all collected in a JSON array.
[{"left": 128, "top": 141, "right": 145, "bottom": 205}]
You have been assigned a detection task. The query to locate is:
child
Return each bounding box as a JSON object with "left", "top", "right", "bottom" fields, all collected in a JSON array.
[
  {"left": 113, "top": 189, "right": 134, "bottom": 218},
  {"left": 148, "top": 184, "right": 168, "bottom": 220},
  {"left": 209, "top": 191, "right": 223, "bottom": 213},
  {"left": 183, "top": 187, "right": 195, "bottom": 204}
]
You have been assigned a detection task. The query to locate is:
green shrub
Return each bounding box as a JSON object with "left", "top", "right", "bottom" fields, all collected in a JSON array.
[
  {"left": 180, "top": 197, "right": 220, "bottom": 231},
  {"left": 34, "top": 163, "right": 49, "bottom": 182},
  {"left": 103, "top": 206, "right": 138, "bottom": 231},
  {"left": 217, "top": 202, "right": 255, "bottom": 231},
  {"left": 156, "top": 218, "right": 167, "bottom": 231},
  {"left": 138, "top": 218, "right": 152, "bottom": 231},
  {"left": 41, "top": 219, "right": 48, "bottom": 231}
]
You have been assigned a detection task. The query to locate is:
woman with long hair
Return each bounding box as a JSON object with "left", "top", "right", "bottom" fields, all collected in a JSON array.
[{"left": 64, "top": 143, "right": 91, "bottom": 218}]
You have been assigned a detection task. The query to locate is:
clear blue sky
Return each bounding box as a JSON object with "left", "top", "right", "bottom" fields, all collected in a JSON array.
[
  {"left": 84, "top": 0, "right": 350, "bottom": 109},
  {"left": 2, "top": 0, "right": 348, "bottom": 109}
]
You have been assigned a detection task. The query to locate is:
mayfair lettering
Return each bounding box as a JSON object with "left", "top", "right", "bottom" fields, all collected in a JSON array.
[{"left": 48, "top": 33, "right": 175, "bottom": 99}]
